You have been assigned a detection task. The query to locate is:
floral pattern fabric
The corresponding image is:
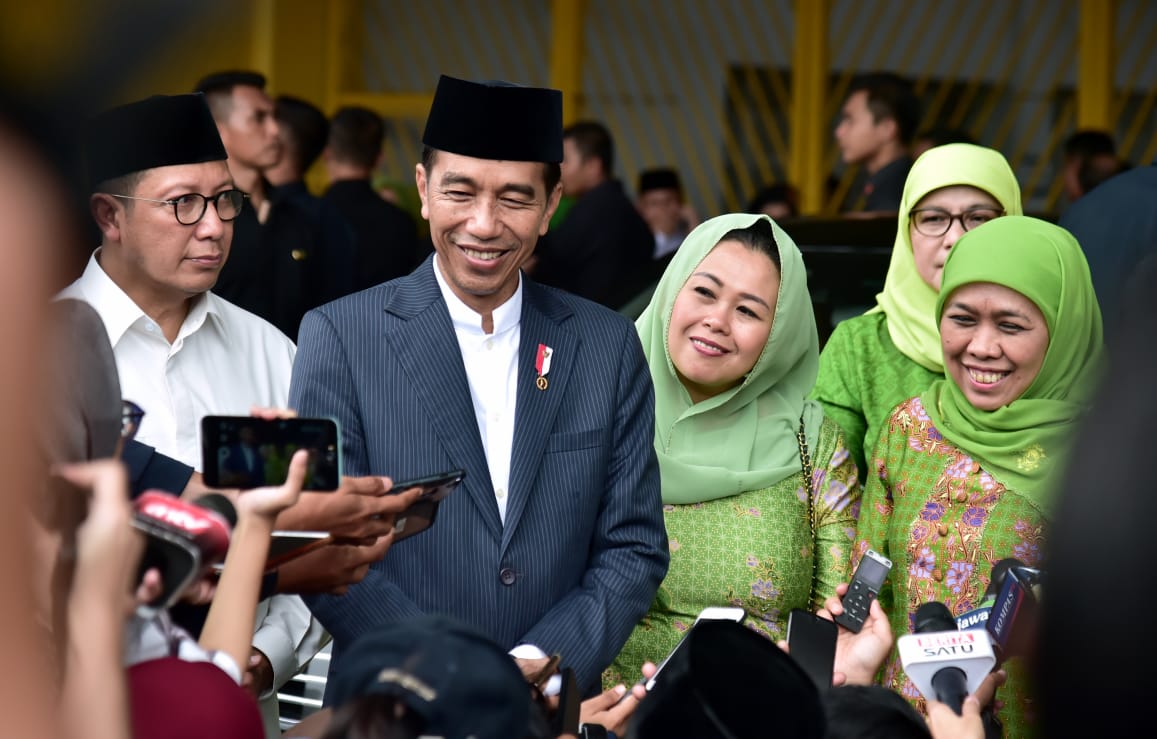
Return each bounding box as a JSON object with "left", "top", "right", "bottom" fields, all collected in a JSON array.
[
  {"left": 854, "top": 396, "right": 1046, "bottom": 738},
  {"left": 606, "top": 418, "right": 860, "bottom": 687}
]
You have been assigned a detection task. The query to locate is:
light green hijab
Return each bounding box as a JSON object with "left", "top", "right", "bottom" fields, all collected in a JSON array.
[
  {"left": 869, "top": 143, "right": 1023, "bottom": 371},
  {"left": 922, "top": 216, "right": 1105, "bottom": 514},
  {"left": 636, "top": 213, "right": 824, "bottom": 504}
]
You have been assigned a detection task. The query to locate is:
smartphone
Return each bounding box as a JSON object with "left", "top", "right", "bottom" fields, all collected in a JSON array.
[
  {"left": 551, "top": 667, "right": 580, "bottom": 737},
  {"left": 201, "top": 415, "right": 341, "bottom": 491},
  {"left": 265, "top": 531, "right": 332, "bottom": 570},
  {"left": 787, "top": 608, "right": 838, "bottom": 689},
  {"left": 833, "top": 548, "right": 893, "bottom": 634},
  {"left": 387, "top": 469, "right": 466, "bottom": 542},
  {"left": 644, "top": 606, "right": 746, "bottom": 691}
]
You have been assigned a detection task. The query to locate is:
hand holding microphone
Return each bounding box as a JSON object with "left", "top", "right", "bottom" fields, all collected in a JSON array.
[{"left": 898, "top": 602, "right": 997, "bottom": 715}]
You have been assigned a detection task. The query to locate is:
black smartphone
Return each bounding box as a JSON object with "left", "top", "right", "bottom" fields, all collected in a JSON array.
[
  {"left": 551, "top": 667, "right": 581, "bottom": 737},
  {"left": 787, "top": 608, "right": 838, "bottom": 689},
  {"left": 387, "top": 469, "right": 466, "bottom": 541},
  {"left": 833, "top": 548, "right": 893, "bottom": 634},
  {"left": 644, "top": 606, "right": 746, "bottom": 691},
  {"left": 201, "top": 415, "right": 341, "bottom": 491}
]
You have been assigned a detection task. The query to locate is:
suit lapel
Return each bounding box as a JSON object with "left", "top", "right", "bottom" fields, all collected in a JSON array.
[
  {"left": 502, "top": 282, "right": 578, "bottom": 552},
  {"left": 383, "top": 261, "right": 502, "bottom": 539}
]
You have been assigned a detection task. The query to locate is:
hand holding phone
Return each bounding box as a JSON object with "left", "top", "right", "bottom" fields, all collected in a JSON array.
[
  {"left": 833, "top": 549, "right": 892, "bottom": 634},
  {"left": 787, "top": 608, "right": 838, "bottom": 689}
]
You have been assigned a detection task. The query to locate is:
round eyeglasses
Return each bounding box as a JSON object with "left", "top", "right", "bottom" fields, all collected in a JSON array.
[
  {"left": 909, "top": 207, "right": 1005, "bottom": 238},
  {"left": 121, "top": 400, "right": 145, "bottom": 442},
  {"left": 106, "top": 189, "right": 248, "bottom": 225}
]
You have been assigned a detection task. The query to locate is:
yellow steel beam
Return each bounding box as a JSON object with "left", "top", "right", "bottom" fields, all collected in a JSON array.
[
  {"left": 790, "top": 0, "right": 830, "bottom": 215},
  {"left": 1076, "top": 0, "right": 1114, "bottom": 130},
  {"left": 550, "top": 0, "right": 585, "bottom": 123}
]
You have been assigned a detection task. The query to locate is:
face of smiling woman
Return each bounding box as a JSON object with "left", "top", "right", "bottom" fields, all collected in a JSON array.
[
  {"left": 940, "top": 281, "right": 1050, "bottom": 411},
  {"left": 666, "top": 239, "right": 781, "bottom": 404}
]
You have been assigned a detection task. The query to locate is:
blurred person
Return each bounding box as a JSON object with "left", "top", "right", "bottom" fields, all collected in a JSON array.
[
  {"left": 1060, "top": 129, "right": 1115, "bottom": 204},
  {"left": 289, "top": 75, "right": 668, "bottom": 698},
  {"left": 265, "top": 94, "right": 329, "bottom": 191},
  {"left": 636, "top": 167, "right": 694, "bottom": 261},
  {"left": 812, "top": 144, "right": 1022, "bottom": 477},
  {"left": 852, "top": 216, "right": 1104, "bottom": 736},
  {"left": 1075, "top": 151, "right": 1128, "bottom": 198},
  {"left": 1058, "top": 152, "right": 1156, "bottom": 335},
  {"left": 608, "top": 214, "right": 859, "bottom": 684},
  {"left": 196, "top": 71, "right": 348, "bottom": 338},
  {"left": 533, "top": 120, "right": 655, "bottom": 309},
  {"left": 322, "top": 106, "right": 422, "bottom": 288},
  {"left": 60, "top": 92, "right": 326, "bottom": 736},
  {"left": 834, "top": 72, "right": 921, "bottom": 212},
  {"left": 912, "top": 127, "right": 977, "bottom": 160},
  {"left": 746, "top": 182, "right": 799, "bottom": 221}
]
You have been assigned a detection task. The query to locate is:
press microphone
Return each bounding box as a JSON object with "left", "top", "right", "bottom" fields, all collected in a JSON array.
[
  {"left": 898, "top": 602, "right": 996, "bottom": 715},
  {"left": 133, "top": 490, "right": 235, "bottom": 615},
  {"left": 986, "top": 564, "right": 1041, "bottom": 665},
  {"left": 955, "top": 558, "right": 1023, "bottom": 631}
]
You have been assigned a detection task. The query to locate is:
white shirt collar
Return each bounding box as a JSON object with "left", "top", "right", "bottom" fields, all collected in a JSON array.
[
  {"left": 432, "top": 255, "right": 522, "bottom": 337},
  {"left": 70, "top": 249, "right": 228, "bottom": 346}
]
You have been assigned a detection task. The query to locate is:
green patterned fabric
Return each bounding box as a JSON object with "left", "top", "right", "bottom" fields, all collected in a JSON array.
[
  {"left": 867, "top": 143, "right": 1023, "bottom": 372},
  {"left": 924, "top": 216, "right": 1105, "bottom": 514},
  {"left": 856, "top": 396, "right": 1047, "bottom": 737},
  {"left": 812, "top": 312, "right": 941, "bottom": 476},
  {"left": 635, "top": 213, "right": 824, "bottom": 504},
  {"left": 606, "top": 418, "right": 859, "bottom": 687}
]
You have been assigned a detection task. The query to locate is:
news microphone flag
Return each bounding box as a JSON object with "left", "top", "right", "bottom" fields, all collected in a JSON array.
[{"left": 898, "top": 627, "right": 996, "bottom": 700}]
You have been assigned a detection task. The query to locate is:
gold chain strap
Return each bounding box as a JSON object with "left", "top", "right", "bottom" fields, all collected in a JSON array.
[{"left": 797, "top": 414, "right": 818, "bottom": 609}]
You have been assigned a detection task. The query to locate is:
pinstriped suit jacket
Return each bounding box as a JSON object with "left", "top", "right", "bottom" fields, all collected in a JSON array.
[{"left": 289, "top": 259, "right": 668, "bottom": 694}]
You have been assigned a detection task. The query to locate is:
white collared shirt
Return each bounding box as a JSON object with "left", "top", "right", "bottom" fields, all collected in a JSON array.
[
  {"left": 433, "top": 256, "right": 519, "bottom": 523},
  {"left": 59, "top": 252, "right": 296, "bottom": 469}
]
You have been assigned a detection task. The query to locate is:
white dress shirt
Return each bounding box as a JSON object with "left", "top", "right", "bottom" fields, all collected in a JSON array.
[
  {"left": 433, "top": 256, "right": 519, "bottom": 523},
  {"left": 59, "top": 251, "right": 327, "bottom": 738},
  {"left": 59, "top": 252, "right": 296, "bottom": 469}
]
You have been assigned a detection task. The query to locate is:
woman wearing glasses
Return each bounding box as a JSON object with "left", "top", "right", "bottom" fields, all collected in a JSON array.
[
  {"left": 848, "top": 217, "right": 1104, "bottom": 736},
  {"left": 813, "top": 144, "right": 1022, "bottom": 477}
]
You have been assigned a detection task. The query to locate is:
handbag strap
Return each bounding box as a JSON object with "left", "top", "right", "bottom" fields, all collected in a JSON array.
[{"left": 796, "top": 413, "right": 818, "bottom": 609}]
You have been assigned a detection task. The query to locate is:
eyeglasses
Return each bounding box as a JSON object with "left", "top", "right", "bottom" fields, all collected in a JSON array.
[
  {"left": 909, "top": 207, "right": 1005, "bottom": 237},
  {"left": 121, "top": 400, "right": 145, "bottom": 442},
  {"left": 106, "top": 189, "right": 248, "bottom": 226}
]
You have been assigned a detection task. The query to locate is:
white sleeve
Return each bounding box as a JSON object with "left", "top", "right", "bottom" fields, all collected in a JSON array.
[{"left": 249, "top": 595, "right": 331, "bottom": 698}]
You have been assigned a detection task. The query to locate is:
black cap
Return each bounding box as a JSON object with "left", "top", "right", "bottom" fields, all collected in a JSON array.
[
  {"left": 629, "top": 620, "right": 825, "bottom": 739},
  {"left": 421, "top": 75, "right": 563, "bottom": 163},
  {"left": 638, "top": 168, "right": 682, "bottom": 194},
  {"left": 327, "top": 615, "right": 531, "bottom": 739},
  {"left": 192, "top": 70, "right": 267, "bottom": 95},
  {"left": 84, "top": 93, "right": 226, "bottom": 191}
]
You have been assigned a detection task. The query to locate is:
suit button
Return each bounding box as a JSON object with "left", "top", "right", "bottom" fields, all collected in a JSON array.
[{"left": 499, "top": 568, "right": 516, "bottom": 586}]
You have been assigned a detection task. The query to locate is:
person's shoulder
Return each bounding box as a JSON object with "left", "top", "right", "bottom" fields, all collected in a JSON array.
[{"left": 206, "top": 293, "right": 295, "bottom": 347}]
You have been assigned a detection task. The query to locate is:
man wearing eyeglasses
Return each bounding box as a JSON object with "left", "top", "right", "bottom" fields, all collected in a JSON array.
[{"left": 58, "top": 92, "right": 326, "bottom": 738}]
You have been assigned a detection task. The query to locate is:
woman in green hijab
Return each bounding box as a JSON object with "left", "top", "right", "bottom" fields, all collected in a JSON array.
[
  {"left": 606, "top": 213, "right": 860, "bottom": 685},
  {"left": 852, "top": 216, "right": 1104, "bottom": 737},
  {"left": 813, "top": 143, "right": 1023, "bottom": 477}
]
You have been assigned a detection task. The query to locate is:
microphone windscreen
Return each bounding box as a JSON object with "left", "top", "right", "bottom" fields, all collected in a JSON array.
[
  {"left": 984, "top": 558, "right": 1026, "bottom": 600},
  {"left": 914, "top": 601, "right": 957, "bottom": 633},
  {"left": 193, "top": 493, "right": 237, "bottom": 528}
]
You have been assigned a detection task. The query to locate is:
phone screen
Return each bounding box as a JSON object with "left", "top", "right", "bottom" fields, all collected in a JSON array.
[
  {"left": 201, "top": 416, "right": 341, "bottom": 491},
  {"left": 787, "top": 608, "right": 838, "bottom": 689},
  {"left": 855, "top": 553, "right": 891, "bottom": 590}
]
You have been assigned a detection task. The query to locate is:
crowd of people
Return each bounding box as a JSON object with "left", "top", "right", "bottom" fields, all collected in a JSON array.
[{"left": 4, "top": 51, "right": 1155, "bottom": 739}]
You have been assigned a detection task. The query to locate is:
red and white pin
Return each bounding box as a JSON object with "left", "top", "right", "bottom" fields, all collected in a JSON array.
[{"left": 535, "top": 344, "right": 553, "bottom": 391}]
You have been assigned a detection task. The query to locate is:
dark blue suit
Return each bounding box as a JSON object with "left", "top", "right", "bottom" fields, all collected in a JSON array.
[{"left": 288, "top": 258, "right": 668, "bottom": 694}]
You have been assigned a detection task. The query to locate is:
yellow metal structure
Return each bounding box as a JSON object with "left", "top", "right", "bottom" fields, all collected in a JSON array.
[{"left": 790, "top": 0, "right": 830, "bottom": 215}]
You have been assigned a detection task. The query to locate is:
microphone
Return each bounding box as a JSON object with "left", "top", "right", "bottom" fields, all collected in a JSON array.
[
  {"left": 133, "top": 490, "right": 235, "bottom": 614},
  {"left": 955, "top": 558, "right": 1023, "bottom": 631},
  {"left": 986, "top": 565, "right": 1041, "bottom": 665},
  {"left": 898, "top": 602, "right": 996, "bottom": 715}
]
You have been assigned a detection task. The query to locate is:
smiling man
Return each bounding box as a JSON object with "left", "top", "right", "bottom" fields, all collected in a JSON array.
[{"left": 289, "top": 75, "right": 669, "bottom": 698}]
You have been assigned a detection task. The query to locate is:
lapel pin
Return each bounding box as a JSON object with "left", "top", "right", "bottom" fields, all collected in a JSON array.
[{"left": 535, "top": 343, "right": 553, "bottom": 391}]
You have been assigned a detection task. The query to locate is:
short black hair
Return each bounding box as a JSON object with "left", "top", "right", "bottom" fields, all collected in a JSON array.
[
  {"left": 718, "top": 216, "right": 781, "bottom": 270},
  {"left": 847, "top": 72, "right": 921, "bottom": 145},
  {"left": 746, "top": 184, "right": 799, "bottom": 218},
  {"left": 420, "top": 145, "right": 561, "bottom": 195},
  {"left": 275, "top": 95, "right": 328, "bottom": 174},
  {"left": 915, "top": 126, "right": 977, "bottom": 148},
  {"left": 562, "top": 120, "right": 614, "bottom": 174},
  {"left": 822, "top": 685, "right": 931, "bottom": 739},
  {"left": 193, "top": 70, "right": 267, "bottom": 121},
  {"left": 329, "top": 106, "right": 385, "bottom": 170},
  {"left": 1064, "top": 129, "right": 1116, "bottom": 159}
]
